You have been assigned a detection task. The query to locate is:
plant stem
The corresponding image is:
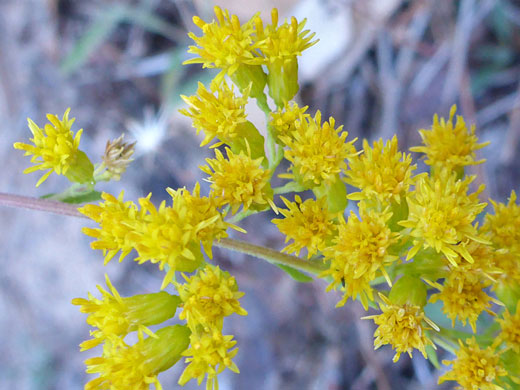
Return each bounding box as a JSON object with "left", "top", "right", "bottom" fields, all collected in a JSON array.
[{"left": 0, "top": 192, "right": 324, "bottom": 276}]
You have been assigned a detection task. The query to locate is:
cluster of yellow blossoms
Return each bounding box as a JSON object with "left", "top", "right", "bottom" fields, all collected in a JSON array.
[{"left": 13, "top": 5, "right": 520, "bottom": 390}]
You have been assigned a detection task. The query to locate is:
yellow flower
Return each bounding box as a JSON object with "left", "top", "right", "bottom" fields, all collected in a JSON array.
[
  {"left": 72, "top": 274, "right": 180, "bottom": 350},
  {"left": 178, "top": 329, "right": 239, "bottom": 390},
  {"left": 363, "top": 293, "right": 438, "bottom": 362},
  {"left": 85, "top": 325, "right": 190, "bottom": 390},
  {"left": 279, "top": 111, "right": 357, "bottom": 187},
  {"left": 177, "top": 264, "right": 247, "bottom": 330},
  {"left": 428, "top": 274, "right": 500, "bottom": 333},
  {"left": 184, "top": 6, "right": 261, "bottom": 83},
  {"left": 200, "top": 146, "right": 274, "bottom": 214},
  {"left": 272, "top": 195, "right": 338, "bottom": 258},
  {"left": 483, "top": 191, "right": 520, "bottom": 255},
  {"left": 13, "top": 108, "right": 91, "bottom": 186},
  {"left": 439, "top": 337, "right": 507, "bottom": 390},
  {"left": 410, "top": 105, "right": 489, "bottom": 171},
  {"left": 269, "top": 101, "right": 309, "bottom": 142},
  {"left": 322, "top": 205, "right": 399, "bottom": 309},
  {"left": 399, "top": 171, "right": 488, "bottom": 265},
  {"left": 180, "top": 81, "right": 250, "bottom": 147},
  {"left": 346, "top": 136, "right": 416, "bottom": 203},
  {"left": 80, "top": 191, "right": 144, "bottom": 264},
  {"left": 497, "top": 302, "right": 520, "bottom": 353}
]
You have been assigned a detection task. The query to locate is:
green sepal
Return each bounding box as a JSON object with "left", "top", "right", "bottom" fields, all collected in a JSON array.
[
  {"left": 65, "top": 150, "right": 94, "bottom": 184},
  {"left": 230, "top": 121, "right": 266, "bottom": 165},
  {"left": 267, "top": 58, "right": 299, "bottom": 108},
  {"left": 176, "top": 243, "right": 205, "bottom": 272},
  {"left": 389, "top": 275, "right": 427, "bottom": 307},
  {"left": 312, "top": 177, "right": 348, "bottom": 213},
  {"left": 231, "top": 64, "right": 268, "bottom": 112},
  {"left": 388, "top": 196, "right": 409, "bottom": 232},
  {"left": 495, "top": 282, "right": 520, "bottom": 313},
  {"left": 144, "top": 325, "right": 191, "bottom": 374},
  {"left": 276, "top": 264, "right": 313, "bottom": 283},
  {"left": 425, "top": 344, "right": 440, "bottom": 369}
]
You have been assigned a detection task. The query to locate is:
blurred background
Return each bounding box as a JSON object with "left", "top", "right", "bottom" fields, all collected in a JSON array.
[{"left": 0, "top": 0, "right": 519, "bottom": 389}]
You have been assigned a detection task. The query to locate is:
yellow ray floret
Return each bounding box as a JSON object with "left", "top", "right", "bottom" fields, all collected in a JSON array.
[
  {"left": 399, "top": 170, "right": 488, "bottom": 265},
  {"left": 179, "top": 329, "right": 239, "bottom": 390},
  {"left": 279, "top": 110, "right": 357, "bottom": 187},
  {"left": 201, "top": 146, "right": 275, "bottom": 214},
  {"left": 72, "top": 274, "right": 180, "bottom": 350},
  {"left": 269, "top": 101, "right": 309, "bottom": 142},
  {"left": 410, "top": 105, "right": 489, "bottom": 170},
  {"left": 180, "top": 81, "right": 250, "bottom": 147},
  {"left": 184, "top": 6, "right": 262, "bottom": 83},
  {"left": 14, "top": 108, "right": 84, "bottom": 186},
  {"left": 322, "top": 204, "right": 399, "bottom": 309},
  {"left": 363, "top": 293, "right": 438, "bottom": 363},
  {"left": 177, "top": 264, "right": 247, "bottom": 330},
  {"left": 346, "top": 136, "right": 416, "bottom": 203},
  {"left": 272, "top": 195, "right": 339, "bottom": 258},
  {"left": 439, "top": 337, "right": 507, "bottom": 390}
]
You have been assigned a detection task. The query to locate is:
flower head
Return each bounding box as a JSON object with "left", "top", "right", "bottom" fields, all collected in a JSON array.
[
  {"left": 279, "top": 111, "right": 357, "bottom": 187},
  {"left": 177, "top": 264, "right": 247, "bottom": 330},
  {"left": 272, "top": 195, "right": 339, "bottom": 258},
  {"left": 14, "top": 108, "right": 91, "bottom": 186},
  {"left": 102, "top": 134, "right": 135, "bottom": 180},
  {"left": 179, "top": 329, "right": 239, "bottom": 390},
  {"left": 399, "top": 171, "right": 487, "bottom": 265},
  {"left": 200, "top": 146, "right": 274, "bottom": 214},
  {"left": 184, "top": 6, "right": 261, "bottom": 83},
  {"left": 72, "top": 274, "right": 180, "bottom": 350},
  {"left": 254, "top": 8, "right": 317, "bottom": 64},
  {"left": 439, "top": 337, "right": 507, "bottom": 390},
  {"left": 410, "top": 105, "right": 489, "bottom": 171},
  {"left": 269, "top": 101, "right": 309, "bottom": 142},
  {"left": 483, "top": 191, "right": 520, "bottom": 255},
  {"left": 322, "top": 205, "right": 399, "bottom": 308},
  {"left": 346, "top": 136, "right": 416, "bottom": 203},
  {"left": 364, "top": 294, "right": 438, "bottom": 362},
  {"left": 180, "top": 81, "right": 250, "bottom": 147},
  {"left": 85, "top": 325, "right": 190, "bottom": 390}
]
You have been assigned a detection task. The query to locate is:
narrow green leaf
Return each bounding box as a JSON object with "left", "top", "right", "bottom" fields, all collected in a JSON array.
[
  {"left": 276, "top": 264, "right": 313, "bottom": 283},
  {"left": 425, "top": 344, "right": 440, "bottom": 369},
  {"left": 61, "top": 190, "right": 103, "bottom": 204}
]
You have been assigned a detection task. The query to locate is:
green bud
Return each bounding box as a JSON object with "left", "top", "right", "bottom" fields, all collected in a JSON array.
[
  {"left": 231, "top": 64, "right": 268, "bottom": 112},
  {"left": 125, "top": 292, "right": 181, "bottom": 326},
  {"left": 267, "top": 58, "right": 299, "bottom": 108},
  {"left": 143, "top": 325, "right": 191, "bottom": 373},
  {"left": 230, "top": 121, "right": 266, "bottom": 163},
  {"left": 495, "top": 282, "right": 520, "bottom": 313},
  {"left": 389, "top": 275, "right": 427, "bottom": 307},
  {"left": 312, "top": 175, "right": 348, "bottom": 213}
]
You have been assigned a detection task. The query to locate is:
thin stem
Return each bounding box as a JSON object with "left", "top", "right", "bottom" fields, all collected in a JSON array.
[
  {"left": 0, "top": 192, "right": 325, "bottom": 276},
  {"left": 215, "top": 237, "right": 326, "bottom": 275}
]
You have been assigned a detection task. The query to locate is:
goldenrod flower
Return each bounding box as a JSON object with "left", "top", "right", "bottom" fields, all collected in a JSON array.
[
  {"left": 184, "top": 6, "right": 261, "bottom": 83},
  {"left": 85, "top": 325, "right": 190, "bottom": 390},
  {"left": 272, "top": 195, "right": 338, "bottom": 258},
  {"left": 410, "top": 105, "right": 489, "bottom": 171},
  {"left": 80, "top": 191, "right": 144, "bottom": 264},
  {"left": 428, "top": 275, "right": 500, "bottom": 333},
  {"left": 178, "top": 329, "right": 239, "bottom": 390},
  {"left": 399, "top": 171, "right": 487, "bottom": 265},
  {"left": 72, "top": 274, "right": 180, "bottom": 350},
  {"left": 102, "top": 134, "right": 135, "bottom": 181},
  {"left": 363, "top": 293, "right": 438, "bottom": 362},
  {"left": 200, "top": 146, "right": 274, "bottom": 214},
  {"left": 180, "top": 81, "right": 250, "bottom": 147},
  {"left": 279, "top": 111, "right": 357, "bottom": 187},
  {"left": 497, "top": 302, "right": 520, "bottom": 353},
  {"left": 269, "top": 101, "right": 309, "bottom": 142},
  {"left": 483, "top": 191, "right": 520, "bottom": 255},
  {"left": 439, "top": 337, "right": 507, "bottom": 390},
  {"left": 177, "top": 264, "right": 247, "bottom": 330},
  {"left": 346, "top": 136, "right": 416, "bottom": 203},
  {"left": 13, "top": 108, "right": 92, "bottom": 186},
  {"left": 254, "top": 9, "right": 317, "bottom": 105},
  {"left": 322, "top": 205, "right": 399, "bottom": 309}
]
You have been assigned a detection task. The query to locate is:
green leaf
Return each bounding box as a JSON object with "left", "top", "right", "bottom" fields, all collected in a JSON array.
[
  {"left": 425, "top": 344, "right": 440, "bottom": 369},
  {"left": 61, "top": 190, "right": 103, "bottom": 204},
  {"left": 276, "top": 264, "right": 313, "bottom": 283}
]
